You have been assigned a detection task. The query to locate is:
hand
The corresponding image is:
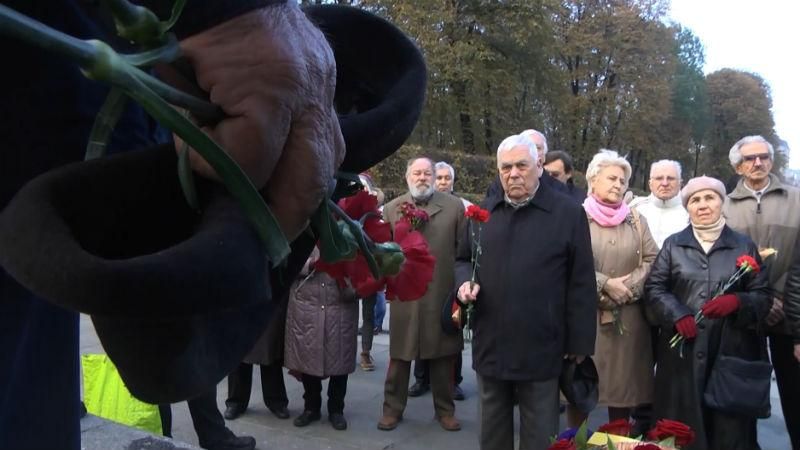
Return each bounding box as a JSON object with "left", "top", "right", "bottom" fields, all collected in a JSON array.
[
  {"left": 604, "top": 275, "right": 632, "bottom": 304},
  {"left": 701, "top": 294, "right": 740, "bottom": 319},
  {"left": 765, "top": 297, "right": 785, "bottom": 327},
  {"left": 674, "top": 315, "right": 697, "bottom": 339},
  {"left": 795, "top": 344, "right": 800, "bottom": 363},
  {"left": 457, "top": 281, "right": 480, "bottom": 304},
  {"left": 169, "top": 4, "right": 346, "bottom": 240},
  {"left": 564, "top": 354, "right": 586, "bottom": 364}
]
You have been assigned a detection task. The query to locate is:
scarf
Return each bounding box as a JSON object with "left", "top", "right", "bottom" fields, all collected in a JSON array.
[
  {"left": 691, "top": 216, "right": 725, "bottom": 253},
  {"left": 583, "top": 194, "right": 630, "bottom": 227}
]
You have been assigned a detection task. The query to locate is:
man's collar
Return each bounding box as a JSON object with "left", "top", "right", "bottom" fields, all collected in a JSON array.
[
  {"left": 729, "top": 173, "right": 784, "bottom": 200},
  {"left": 486, "top": 180, "right": 554, "bottom": 213},
  {"left": 648, "top": 193, "right": 683, "bottom": 209}
]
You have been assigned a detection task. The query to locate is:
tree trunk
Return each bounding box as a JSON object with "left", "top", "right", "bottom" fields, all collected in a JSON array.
[{"left": 453, "top": 80, "right": 475, "bottom": 153}]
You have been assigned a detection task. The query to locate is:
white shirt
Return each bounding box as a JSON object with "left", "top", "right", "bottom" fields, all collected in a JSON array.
[{"left": 630, "top": 194, "right": 689, "bottom": 249}]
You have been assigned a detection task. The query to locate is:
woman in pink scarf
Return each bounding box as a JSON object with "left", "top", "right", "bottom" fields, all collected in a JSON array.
[{"left": 567, "top": 150, "right": 659, "bottom": 431}]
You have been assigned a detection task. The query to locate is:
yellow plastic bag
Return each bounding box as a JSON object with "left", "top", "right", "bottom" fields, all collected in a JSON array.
[{"left": 81, "top": 354, "right": 162, "bottom": 435}]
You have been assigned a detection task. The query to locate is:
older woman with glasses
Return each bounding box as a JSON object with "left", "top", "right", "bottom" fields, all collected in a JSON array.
[
  {"left": 567, "top": 150, "right": 658, "bottom": 427},
  {"left": 645, "top": 176, "right": 770, "bottom": 450}
]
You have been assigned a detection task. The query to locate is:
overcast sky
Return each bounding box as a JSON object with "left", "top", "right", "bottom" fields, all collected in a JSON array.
[{"left": 668, "top": 0, "right": 800, "bottom": 167}]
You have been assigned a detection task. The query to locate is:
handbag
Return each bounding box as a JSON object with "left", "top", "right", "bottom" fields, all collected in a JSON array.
[{"left": 702, "top": 318, "right": 772, "bottom": 419}]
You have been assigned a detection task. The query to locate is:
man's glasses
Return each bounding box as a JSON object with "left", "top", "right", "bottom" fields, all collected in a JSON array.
[
  {"left": 651, "top": 176, "right": 677, "bottom": 183},
  {"left": 742, "top": 153, "right": 771, "bottom": 162}
]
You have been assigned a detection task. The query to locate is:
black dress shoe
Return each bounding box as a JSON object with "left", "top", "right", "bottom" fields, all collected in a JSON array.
[
  {"left": 223, "top": 405, "right": 246, "bottom": 420},
  {"left": 205, "top": 434, "right": 256, "bottom": 450},
  {"left": 293, "top": 410, "right": 321, "bottom": 427},
  {"left": 329, "top": 412, "right": 348, "bottom": 430},
  {"left": 453, "top": 384, "right": 465, "bottom": 401},
  {"left": 408, "top": 381, "right": 429, "bottom": 397},
  {"left": 268, "top": 405, "right": 290, "bottom": 419}
]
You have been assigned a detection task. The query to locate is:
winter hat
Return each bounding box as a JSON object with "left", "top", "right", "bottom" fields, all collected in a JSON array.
[{"left": 681, "top": 176, "right": 726, "bottom": 207}]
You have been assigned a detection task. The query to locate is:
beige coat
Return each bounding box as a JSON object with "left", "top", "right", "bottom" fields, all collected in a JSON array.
[
  {"left": 383, "top": 191, "right": 466, "bottom": 360},
  {"left": 589, "top": 210, "right": 658, "bottom": 407}
]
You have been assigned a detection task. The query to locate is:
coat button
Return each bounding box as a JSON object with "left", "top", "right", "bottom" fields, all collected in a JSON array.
[
  {"left": 696, "top": 352, "right": 705, "bottom": 359},
  {"left": 701, "top": 263, "right": 708, "bottom": 269},
  {"left": 698, "top": 322, "right": 706, "bottom": 330},
  {"left": 321, "top": 305, "right": 325, "bottom": 310},
  {"left": 610, "top": 239, "right": 616, "bottom": 245}
]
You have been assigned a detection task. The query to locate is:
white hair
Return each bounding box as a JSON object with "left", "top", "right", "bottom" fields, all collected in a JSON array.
[
  {"left": 585, "top": 149, "right": 632, "bottom": 191},
  {"left": 435, "top": 161, "right": 455, "bottom": 181},
  {"left": 728, "top": 135, "right": 774, "bottom": 167},
  {"left": 496, "top": 134, "right": 538, "bottom": 163},
  {"left": 650, "top": 159, "right": 682, "bottom": 181},
  {"left": 520, "top": 129, "right": 548, "bottom": 154},
  {"left": 405, "top": 157, "right": 434, "bottom": 178}
]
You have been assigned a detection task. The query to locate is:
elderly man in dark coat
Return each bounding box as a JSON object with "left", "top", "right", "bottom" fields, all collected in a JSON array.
[
  {"left": 456, "top": 134, "right": 597, "bottom": 450},
  {"left": 378, "top": 157, "right": 467, "bottom": 432}
]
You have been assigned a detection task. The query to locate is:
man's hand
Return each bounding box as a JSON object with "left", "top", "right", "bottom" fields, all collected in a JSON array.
[
  {"left": 604, "top": 275, "right": 632, "bottom": 304},
  {"left": 765, "top": 297, "right": 785, "bottom": 327},
  {"left": 794, "top": 343, "right": 800, "bottom": 363},
  {"left": 564, "top": 354, "right": 586, "bottom": 364},
  {"left": 171, "top": 4, "right": 346, "bottom": 240},
  {"left": 701, "top": 294, "right": 740, "bottom": 318},
  {"left": 457, "top": 281, "right": 480, "bottom": 304},
  {"left": 674, "top": 315, "right": 697, "bottom": 339}
]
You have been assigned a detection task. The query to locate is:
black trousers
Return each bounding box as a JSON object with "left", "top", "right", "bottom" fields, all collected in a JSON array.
[
  {"left": 414, "top": 354, "right": 463, "bottom": 385},
  {"left": 770, "top": 333, "right": 800, "bottom": 449},
  {"left": 160, "top": 386, "right": 233, "bottom": 448},
  {"left": 225, "top": 362, "right": 288, "bottom": 410},
  {"left": 301, "top": 374, "right": 348, "bottom": 414}
]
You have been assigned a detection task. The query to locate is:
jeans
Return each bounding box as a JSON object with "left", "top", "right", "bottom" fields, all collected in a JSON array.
[{"left": 374, "top": 290, "right": 386, "bottom": 329}]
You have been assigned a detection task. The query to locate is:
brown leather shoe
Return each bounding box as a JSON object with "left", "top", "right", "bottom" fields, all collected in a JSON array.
[
  {"left": 438, "top": 415, "right": 461, "bottom": 431},
  {"left": 377, "top": 414, "right": 401, "bottom": 431}
]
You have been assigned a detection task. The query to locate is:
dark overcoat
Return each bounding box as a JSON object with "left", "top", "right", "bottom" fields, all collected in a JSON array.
[
  {"left": 644, "top": 225, "right": 770, "bottom": 450},
  {"left": 455, "top": 182, "right": 597, "bottom": 381}
]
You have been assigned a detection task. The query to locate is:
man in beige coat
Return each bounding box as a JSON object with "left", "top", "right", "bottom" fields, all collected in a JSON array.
[{"left": 378, "top": 157, "right": 466, "bottom": 432}]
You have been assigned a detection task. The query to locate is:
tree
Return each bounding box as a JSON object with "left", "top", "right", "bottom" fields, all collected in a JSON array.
[{"left": 704, "top": 69, "right": 777, "bottom": 178}]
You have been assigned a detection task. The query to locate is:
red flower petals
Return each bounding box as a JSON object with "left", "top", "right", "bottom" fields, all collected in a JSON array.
[
  {"left": 465, "top": 204, "right": 490, "bottom": 222},
  {"left": 597, "top": 418, "right": 632, "bottom": 437},
  {"left": 736, "top": 254, "right": 760, "bottom": 273},
  {"left": 647, "top": 419, "right": 695, "bottom": 448}
]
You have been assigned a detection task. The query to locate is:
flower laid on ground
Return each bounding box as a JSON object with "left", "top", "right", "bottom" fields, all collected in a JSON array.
[
  {"left": 315, "top": 190, "right": 435, "bottom": 301},
  {"left": 399, "top": 202, "right": 430, "bottom": 231},
  {"left": 462, "top": 204, "right": 491, "bottom": 341},
  {"left": 552, "top": 418, "right": 694, "bottom": 449},
  {"left": 669, "top": 253, "right": 760, "bottom": 351},
  {"left": 647, "top": 419, "right": 695, "bottom": 449},
  {"left": 596, "top": 419, "right": 632, "bottom": 437}
]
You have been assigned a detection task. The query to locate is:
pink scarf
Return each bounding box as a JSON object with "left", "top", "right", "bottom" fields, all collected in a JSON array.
[{"left": 583, "top": 194, "right": 630, "bottom": 227}]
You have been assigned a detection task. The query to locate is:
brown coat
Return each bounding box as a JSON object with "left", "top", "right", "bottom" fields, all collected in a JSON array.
[
  {"left": 383, "top": 191, "right": 466, "bottom": 360},
  {"left": 589, "top": 210, "right": 658, "bottom": 407},
  {"left": 283, "top": 271, "right": 359, "bottom": 377}
]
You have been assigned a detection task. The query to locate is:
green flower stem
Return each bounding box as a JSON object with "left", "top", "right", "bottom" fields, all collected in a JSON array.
[
  {"left": 0, "top": 6, "right": 289, "bottom": 264},
  {"left": 85, "top": 88, "right": 128, "bottom": 160},
  {"left": 103, "top": 0, "right": 163, "bottom": 46},
  {"left": 117, "top": 64, "right": 290, "bottom": 264},
  {"left": 0, "top": 4, "right": 97, "bottom": 67},
  {"left": 328, "top": 199, "right": 381, "bottom": 278},
  {"left": 134, "top": 68, "right": 222, "bottom": 124},
  {"left": 122, "top": 33, "right": 181, "bottom": 67}
]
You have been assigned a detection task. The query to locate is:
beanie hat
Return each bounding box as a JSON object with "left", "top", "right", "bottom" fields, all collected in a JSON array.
[{"left": 681, "top": 176, "right": 726, "bottom": 207}]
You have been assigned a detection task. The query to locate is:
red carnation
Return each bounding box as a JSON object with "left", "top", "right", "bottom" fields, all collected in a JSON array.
[
  {"left": 338, "top": 191, "right": 391, "bottom": 243},
  {"left": 465, "top": 204, "right": 490, "bottom": 222},
  {"left": 633, "top": 444, "right": 661, "bottom": 450},
  {"left": 546, "top": 438, "right": 576, "bottom": 450},
  {"left": 647, "top": 419, "right": 695, "bottom": 448},
  {"left": 597, "top": 418, "right": 632, "bottom": 437},
  {"left": 735, "top": 254, "right": 760, "bottom": 273}
]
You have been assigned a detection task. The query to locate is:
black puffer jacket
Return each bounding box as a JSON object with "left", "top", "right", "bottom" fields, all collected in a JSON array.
[
  {"left": 780, "top": 236, "right": 800, "bottom": 343},
  {"left": 644, "top": 225, "right": 770, "bottom": 450}
]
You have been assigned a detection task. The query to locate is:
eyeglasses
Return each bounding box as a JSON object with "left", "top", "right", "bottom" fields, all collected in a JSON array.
[
  {"left": 651, "top": 176, "right": 677, "bottom": 183},
  {"left": 742, "top": 153, "right": 771, "bottom": 162}
]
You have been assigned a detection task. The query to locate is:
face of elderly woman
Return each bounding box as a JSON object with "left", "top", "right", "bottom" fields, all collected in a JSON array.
[
  {"left": 686, "top": 189, "right": 723, "bottom": 225},
  {"left": 591, "top": 165, "right": 627, "bottom": 204}
]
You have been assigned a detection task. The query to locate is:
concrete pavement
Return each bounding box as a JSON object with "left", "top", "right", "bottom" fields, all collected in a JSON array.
[{"left": 79, "top": 312, "right": 792, "bottom": 450}]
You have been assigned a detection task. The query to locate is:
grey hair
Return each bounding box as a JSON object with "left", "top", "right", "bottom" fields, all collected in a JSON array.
[
  {"left": 520, "top": 129, "right": 548, "bottom": 154},
  {"left": 496, "top": 134, "right": 538, "bottom": 163},
  {"left": 405, "top": 157, "right": 435, "bottom": 177},
  {"left": 650, "top": 159, "right": 682, "bottom": 181},
  {"left": 728, "top": 135, "right": 774, "bottom": 167},
  {"left": 585, "top": 149, "right": 632, "bottom": 191},
  {"left": 435, "top": 161, "right": 455, "bottom": 181}
]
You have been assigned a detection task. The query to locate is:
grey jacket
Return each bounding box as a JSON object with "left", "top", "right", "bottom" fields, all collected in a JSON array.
[{"left": 723, "top": 173, "right": 800, "bottom": 335}]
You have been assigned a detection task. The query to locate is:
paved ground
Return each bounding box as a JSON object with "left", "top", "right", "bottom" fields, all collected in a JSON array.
[{"left": 79, "top": 311, "right": 792, "bottom": 450}]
